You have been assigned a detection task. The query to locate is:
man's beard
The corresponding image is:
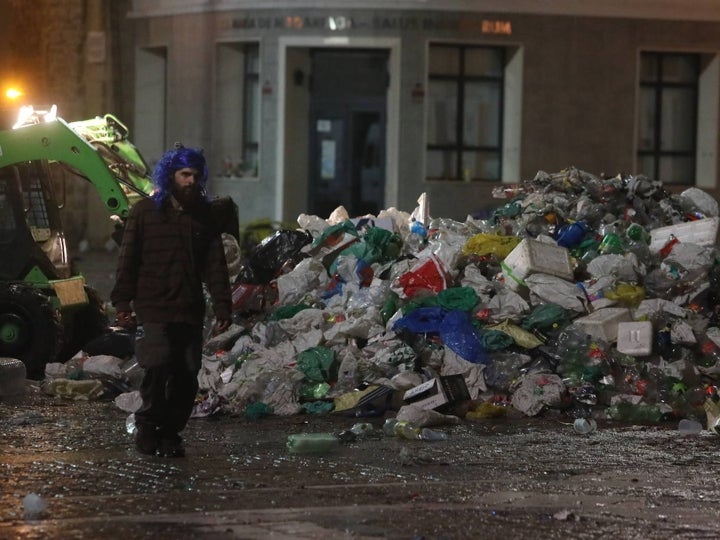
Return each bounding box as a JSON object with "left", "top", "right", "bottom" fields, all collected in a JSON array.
[{"left": 173, "top": 185, "right": 201, "bottom": 207}]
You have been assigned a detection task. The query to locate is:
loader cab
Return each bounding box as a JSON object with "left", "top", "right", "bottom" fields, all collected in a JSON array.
[{"left": 0, "top": 160, "right": 70, "bottom": 283}]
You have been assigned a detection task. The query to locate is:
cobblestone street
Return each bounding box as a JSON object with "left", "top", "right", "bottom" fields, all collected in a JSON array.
[{"left": 2, "top": 389, "right": 720, "bottom": 539}]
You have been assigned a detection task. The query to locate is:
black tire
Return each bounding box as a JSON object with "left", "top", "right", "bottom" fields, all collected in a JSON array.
[{"left": 0, "top": 284, "right": 62, "bottom": 380}]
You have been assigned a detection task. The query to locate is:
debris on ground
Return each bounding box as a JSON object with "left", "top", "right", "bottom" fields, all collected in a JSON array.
[{"left": 24, "top": 167, "right": 720, "bottom": 436}]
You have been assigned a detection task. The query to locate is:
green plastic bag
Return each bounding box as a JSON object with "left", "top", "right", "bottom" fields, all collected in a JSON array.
[
  {"left": 520, "top": 303, "right": 568, "bottom": 332},
  {"left": 297, "top": 346, "right": 336, "bottom": 383},
  {"left": 269, "top": 303, "right": 312, "bottom": 321},
  {"left": 437, "top": 286, "right": 479, "bottom": 312}
]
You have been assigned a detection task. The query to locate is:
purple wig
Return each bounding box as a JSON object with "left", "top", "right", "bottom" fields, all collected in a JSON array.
[{"left": 151, "top": 145, "right": 208, "bottom": 207}]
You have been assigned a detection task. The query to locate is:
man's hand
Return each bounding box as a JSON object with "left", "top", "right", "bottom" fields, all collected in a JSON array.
[
  {"left": 212, "top": 318, "right": 231, "bottom": 336},
  {"left": 114, "top": 311, "right": 137, "bottom": 330}
]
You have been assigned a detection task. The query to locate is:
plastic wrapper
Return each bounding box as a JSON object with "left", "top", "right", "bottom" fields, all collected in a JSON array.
[
  {"left": 524, "top": 274, "right": 586, "bottom": 312},
  {"left": 394, "top": 254, "right": 450, "bottom": 298},
  {"left": 440, "top": 348, "right": 487, "bottom": 397},
  {"left": 483, "top": 320, "right": 544, "bottom": 349},
  {"left": 511, "top": 373, "right": 566, "bottom": 416},
  {"left": 680, "top": 187, "right": 719, "bottom": 218},
  {"left": 236, "top": 229, "right": 312, "bottom": 284},
  {"left": 462, "top": 233, "right": 521, "bottom": 259},
  {"left": 482, "top": 291, "right": 530, "bottom": 325}
]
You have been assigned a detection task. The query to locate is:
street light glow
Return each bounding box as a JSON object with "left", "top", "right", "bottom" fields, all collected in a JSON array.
[{"left": 5, "top": 87, "right": 23, "bottom": 100}]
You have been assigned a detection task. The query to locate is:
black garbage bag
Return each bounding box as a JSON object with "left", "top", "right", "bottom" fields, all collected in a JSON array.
[
  {"left": 82, "top": 328, "right": 135, "bottom": 358},
  {"left": 236, "top": 229, "right": 313, "bottom": 284}
]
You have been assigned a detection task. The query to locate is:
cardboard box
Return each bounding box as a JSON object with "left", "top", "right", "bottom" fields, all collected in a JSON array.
[
  {"left": 403, "top": 375, "right": 471, "bottom": 411},
  {"left": 501, "top": 238, "right": 573, "bottom": 290},
  {"left": 573, "top": 307, "right": 632, "bottom": 343},
  {"left": 649, "top": 217, "right": 719, "bottom": 252}
]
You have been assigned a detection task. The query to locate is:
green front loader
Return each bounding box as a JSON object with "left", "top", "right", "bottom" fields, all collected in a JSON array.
[{"left": 0, "top": 109, "right": 153, "bottom": 379}]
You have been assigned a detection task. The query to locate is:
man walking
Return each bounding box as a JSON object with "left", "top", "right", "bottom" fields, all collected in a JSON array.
[{"left": 112, "top": 145, "right": 231, "bottom": 457}]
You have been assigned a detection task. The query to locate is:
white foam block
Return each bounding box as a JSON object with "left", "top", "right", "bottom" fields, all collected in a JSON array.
[
  {"left": 616, "top": 321, "right": 653, "bottom": 356},
  {"left": 649, "top": 217, "right": 719, "bottom": 252},
  {"left": 574, "top": 307, "right": 632, "bottom": 343},
  {"left": 501, "top": 238, "right": 573, "bottom": 290}
]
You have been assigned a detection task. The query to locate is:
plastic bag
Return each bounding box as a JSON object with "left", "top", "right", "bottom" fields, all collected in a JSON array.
[
  {"left": 236, "top": 229, "right": 313, "bottom": 284},
  {"left": 439, "top": 310, "right": 488, "bottom": 364},
  {"left": 395, "top": 254, "right": 450, "bottom": 298},
  {"left": 297, "top": 346, "right": 336, "bottom": 383},
  {"left": 393, "top": 306, "right": 446, "bottom": 334},
  {"left": 462, "top": 233, "right": 521, "bottom": 259}
]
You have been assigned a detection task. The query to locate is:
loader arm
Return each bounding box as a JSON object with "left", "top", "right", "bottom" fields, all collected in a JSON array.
[{"left": 0, "top": 118, "right": 152, "bottom": 220}]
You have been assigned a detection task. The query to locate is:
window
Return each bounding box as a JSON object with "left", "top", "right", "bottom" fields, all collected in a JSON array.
[
  {"left": 426, "top": 44, "right": 504, "bottom": 182},
  {"left": 215, "top": 42, "right": 260, "bottom": 177},
  {"left": 243, "top": 44, "right": 260, "bottom": 176},
  {"left": 637, "top": 52, "right": 699, "bottom": 185}
]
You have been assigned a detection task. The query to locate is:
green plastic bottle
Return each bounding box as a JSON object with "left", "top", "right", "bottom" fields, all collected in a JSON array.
[
  {"left": 607, "top": 402, "right": 663, "bottom": 423},
  {"left": 286, "top": 433, "right": 340, "bottom": 454}
]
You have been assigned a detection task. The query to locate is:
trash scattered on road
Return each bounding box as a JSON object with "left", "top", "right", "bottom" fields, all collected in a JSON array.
[{"left": 22, "top": 493, "right": 48, "bottom": 521}]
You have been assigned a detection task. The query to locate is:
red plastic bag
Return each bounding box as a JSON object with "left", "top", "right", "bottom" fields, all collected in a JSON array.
[{"left": 397, "top": 255, "right": 449, "bottom": 298}]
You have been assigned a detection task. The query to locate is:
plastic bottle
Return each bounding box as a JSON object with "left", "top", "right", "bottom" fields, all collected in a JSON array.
[
  {"left": 0, "top": 357, "right": 27, "bottom": 397},
  {"left": 607, "top": 402, "right": 664, "bottom": 423},
  {"left": 286, "top": 433, "right": 340, "bottom": 454},
  {"left": 393, "top": 420, "right": 422, "bottom": 440},
  {"left": 677, "top": 418, "right": 703, "bottom": 435},
  {"left": 573, "top": 418, "right": 597, "bottom": 434},
  {"left": 125, "top": 413, "right": 136, "bottom": 435},
  {"left": 122, "top": 360, "right": 144, "bottom": 388},
  {"left": 420, "top": 427, "right": 449, "bottom": 441},
  {"left": 63, "top": 355, "right": 86, "bottom": 379},
  {"left": 350, "top": 422, "right": 375, "bottom": 438},
  {"left": 382, "top": 417, "right": 399, "bottom": 436}
]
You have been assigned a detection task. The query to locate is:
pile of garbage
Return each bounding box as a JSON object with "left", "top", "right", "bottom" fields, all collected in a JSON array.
[{"left": 42, "top": 167, "right": 720, "bottom": 431}]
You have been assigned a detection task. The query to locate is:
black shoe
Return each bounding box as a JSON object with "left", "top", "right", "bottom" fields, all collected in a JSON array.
[
  {"left": 157, "top": 434, "right": 185, "bottom": 458},
  {"left": 135, "top": 425, "right": 159, "bottom": 456}
]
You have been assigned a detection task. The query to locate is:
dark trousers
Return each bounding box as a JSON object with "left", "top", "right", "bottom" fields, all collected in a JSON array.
[{"left": 134, "top": 322, "right": 203, "bottom": 436}]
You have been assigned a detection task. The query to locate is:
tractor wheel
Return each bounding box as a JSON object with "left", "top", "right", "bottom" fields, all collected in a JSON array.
[{"left": 0, "top": 284, "right": 62, "bottom": 380}]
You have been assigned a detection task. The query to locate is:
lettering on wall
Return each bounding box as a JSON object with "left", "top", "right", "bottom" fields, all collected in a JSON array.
[{"left": 230, "top": 14, "right": 512, "bottom": 35}]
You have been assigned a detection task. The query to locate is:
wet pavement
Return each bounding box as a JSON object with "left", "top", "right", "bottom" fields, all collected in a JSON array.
[
  {"left": 2, "top": 388, "right": 720, "bottom": 539},
  {"left": 2, "top": 249, "right": 715, "bottom": 538}
]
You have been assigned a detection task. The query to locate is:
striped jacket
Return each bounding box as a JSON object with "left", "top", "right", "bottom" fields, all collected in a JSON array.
[{"left": 111, "top": 196, "right": 232, "bottom": 325}]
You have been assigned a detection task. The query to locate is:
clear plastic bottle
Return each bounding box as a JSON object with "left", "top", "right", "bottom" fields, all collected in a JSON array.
[
  {"left": 382, "top": 417, "right": 399, "bottom": 436},
  {"left": 420, "top": 427, "right": 448, "bottom": 441},
  {"left": 573, "top": 418, "right": 597, "bottom": 434},
  {"left": 350, "top": 422, "right": 375, "bottom": 438},
  {"left": 125, "top": 413, "right": 136, "bottom": 435}
]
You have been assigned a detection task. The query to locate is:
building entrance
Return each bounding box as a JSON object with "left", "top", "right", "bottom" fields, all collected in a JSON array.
[{"left": 308, "top": 49, "right": 388, "bottom": 218}]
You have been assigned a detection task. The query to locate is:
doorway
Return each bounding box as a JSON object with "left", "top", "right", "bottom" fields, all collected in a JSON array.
[{"left": 308, "top": 49, "right": 388, "bottom": 218}]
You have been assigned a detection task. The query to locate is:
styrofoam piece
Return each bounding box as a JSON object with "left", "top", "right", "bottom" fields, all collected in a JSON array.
[
  {"left": 616, "top": 321, "right": 653, "bottom": 356},
  {"left": 574, "top": 307, "right": 632, "bottom": 343},
  {"left": 501, "top": 238, "right": 573, "bottom": 290},
  {"left": 649, "top": 217, "right": 719, "bottom": 252}
]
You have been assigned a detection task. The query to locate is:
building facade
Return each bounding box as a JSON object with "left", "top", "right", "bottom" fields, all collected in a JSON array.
[{"left": 125, "top": 0, "right": 720, "bottom": 223}]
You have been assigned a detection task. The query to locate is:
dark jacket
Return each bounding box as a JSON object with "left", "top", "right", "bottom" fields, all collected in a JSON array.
[{"left": 111, "top": 197, "right": 232, "bottom": 325}]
